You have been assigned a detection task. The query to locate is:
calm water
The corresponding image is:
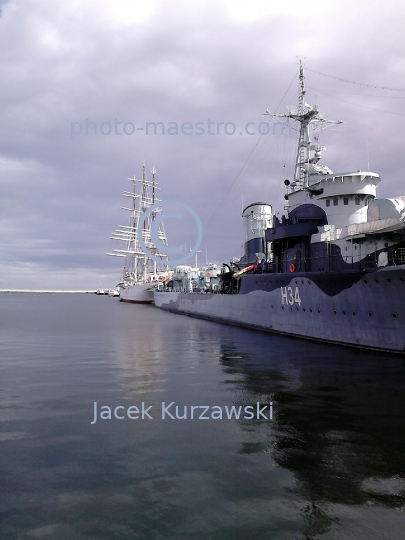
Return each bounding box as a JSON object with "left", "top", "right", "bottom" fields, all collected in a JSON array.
[{"left": 1, "top": 293, "right": 405, "bottom": 539}]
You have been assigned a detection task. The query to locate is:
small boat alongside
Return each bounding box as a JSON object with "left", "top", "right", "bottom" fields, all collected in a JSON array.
[{"left": 95, "top": 288, "right": 108, "bottom": 295}]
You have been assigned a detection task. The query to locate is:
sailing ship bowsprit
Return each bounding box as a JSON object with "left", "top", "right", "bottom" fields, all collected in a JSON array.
[{"left": 155, "top": 63, "right": 405, "bottom": 352}]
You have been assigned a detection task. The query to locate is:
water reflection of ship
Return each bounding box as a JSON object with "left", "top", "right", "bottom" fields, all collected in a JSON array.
[
  {"left": 108, "top": 304, "right": 168, "bottom": 406},
  {"left": 109, "top": 304, "right": 222, "bottom": 397},
  {"left": 216, "top": 330, "right": 405, "bottom": 537}
]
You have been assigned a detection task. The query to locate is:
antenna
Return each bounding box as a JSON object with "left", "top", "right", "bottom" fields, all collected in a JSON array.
[{"left": 264, "top": 59, "right": 343, "bottom": 192}]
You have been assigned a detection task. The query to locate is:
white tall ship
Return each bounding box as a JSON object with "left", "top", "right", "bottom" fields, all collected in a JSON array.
[{"left": 107, "top": 163, "right": 170, "bottom": 304}]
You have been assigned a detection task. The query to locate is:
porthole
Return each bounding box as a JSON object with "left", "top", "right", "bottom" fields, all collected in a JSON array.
[
  {"left": 342, "top": 311, "right": 346, "bottom": 315},
  {"left": 333, "top": 310, "right": 337, "bottom": 315},
  {"left": 374, "top": 278, "right": 379, "bottom": 283},
  {"left": 303, "top": 308, "right": 306, "bottom": 312},
  {"left": 296, "top": 307, "right": 299, "bottom": 311},
  {"left": 387, "top": 278, "right": 392, "bottom": 283},
  {"left": 363, "top": 279, "right": 367, "bottom": 284},
  {"left": 368, "top": 312, "right": 373, "bottom": 317},
  {"left": 309, "top": 309, "right": 313, "bottom": 313},
  {"left": 400, "top": 278, "right": 404, "bottom": 283},
  {"left": 317, "top": 309, "right": 321, "bottom": 313},
  {"left": 393, "top": 313, "right": 397, "bottom": 319},
  {"left": 290, "top": 307, "right": 293, "bottom": 311},
  {"left": 352, "top": 311, "right": 356, "bottom": 316},
  {"left": 301, "top": 280, "right": 304, "bottom": 284}
]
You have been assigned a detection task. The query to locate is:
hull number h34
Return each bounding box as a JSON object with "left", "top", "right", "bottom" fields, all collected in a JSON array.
[{"left": 281, "top": 286, "right": 302, "bottom": 306}]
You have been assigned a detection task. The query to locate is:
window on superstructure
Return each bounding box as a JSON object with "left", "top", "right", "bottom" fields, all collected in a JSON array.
[
  {"left": 343, "top": 197, "right": 349, "bottom": 205},
  {"left": 326, "top": 200, "right": 330, "bottom": 207},
  {"left": 333, "top": 198, "right": 338, "bottom": 206},
  {"left": 355, "top": 197, "right": 360, "bottom": 206}
]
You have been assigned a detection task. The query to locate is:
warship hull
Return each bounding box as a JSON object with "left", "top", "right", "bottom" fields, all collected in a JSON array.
[
  {"left": 154, "top": 266, "right": 405, "bottom": 352},
  {"left": 154, "top": 63, "right": 405, "bottom": 353}
]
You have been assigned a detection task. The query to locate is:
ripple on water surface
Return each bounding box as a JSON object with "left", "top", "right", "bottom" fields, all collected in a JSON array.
[{"left": 1, "top": 292, "right": 405, "bottom": 539}]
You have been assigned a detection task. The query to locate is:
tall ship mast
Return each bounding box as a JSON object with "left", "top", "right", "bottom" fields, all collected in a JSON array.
[
  {"left": 107, "top": 163, "right": 170, "bottom": 303},
  {"left": 154, "top": 64, "right": 405, "bottom": 353}
]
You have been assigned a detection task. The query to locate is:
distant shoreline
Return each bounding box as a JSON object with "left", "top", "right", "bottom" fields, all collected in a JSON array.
[{"left": 0, "top": 290, "right": 96, "bottom": 294}]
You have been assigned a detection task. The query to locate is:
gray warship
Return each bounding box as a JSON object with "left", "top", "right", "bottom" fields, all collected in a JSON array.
[{"left": 154, "top": 63, "right": 405, "bottom": 353}]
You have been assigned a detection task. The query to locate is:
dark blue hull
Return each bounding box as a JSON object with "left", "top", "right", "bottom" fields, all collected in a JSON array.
[{"left": 154, "top": 265, "right": 405, "bottom": 353}]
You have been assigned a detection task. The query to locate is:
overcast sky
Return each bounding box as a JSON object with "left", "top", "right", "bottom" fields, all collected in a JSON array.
[{"left": 1, "top": 0, "right": 404, "bottom": 290}]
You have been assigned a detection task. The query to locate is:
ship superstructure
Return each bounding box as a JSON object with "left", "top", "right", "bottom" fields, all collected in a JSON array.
[
  {"left": 262, "top": 62, "right": 405, "bottom": 274},
  {"left": 154, "top": 64, "right": 405, "bottom": 352}
]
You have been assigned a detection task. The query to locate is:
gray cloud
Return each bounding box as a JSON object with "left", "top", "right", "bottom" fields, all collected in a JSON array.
[{"left": 0, "top": 0, "right": 404, "bottom": 289}]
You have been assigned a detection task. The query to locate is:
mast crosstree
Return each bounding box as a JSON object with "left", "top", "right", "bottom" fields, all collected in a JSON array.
[
  {"left": 107, "top": 163, "right": 168, "bottom": 284},
  {"left": 264, "top": 60, "right": 343, "bottom": 190}
]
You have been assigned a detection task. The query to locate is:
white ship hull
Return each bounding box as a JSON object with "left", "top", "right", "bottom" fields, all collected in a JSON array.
[{"left": 119, "top": 282, "right": 157, "bottom": 304}]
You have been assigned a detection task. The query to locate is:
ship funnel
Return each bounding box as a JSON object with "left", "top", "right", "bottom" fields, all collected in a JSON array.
[{"left": 241, "top": 203, "right": 272, "bottom": 264}]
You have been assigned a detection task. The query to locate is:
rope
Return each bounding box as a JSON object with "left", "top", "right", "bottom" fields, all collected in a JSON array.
[
  {"left": 204, "top": 70, "right": 299, "bottom": 232},
  {"left": 306, "top": 67, "right": 405, "bottom": 92},
  {"left": 307, "top": 85, "right": 405, "bottom": 117}
]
